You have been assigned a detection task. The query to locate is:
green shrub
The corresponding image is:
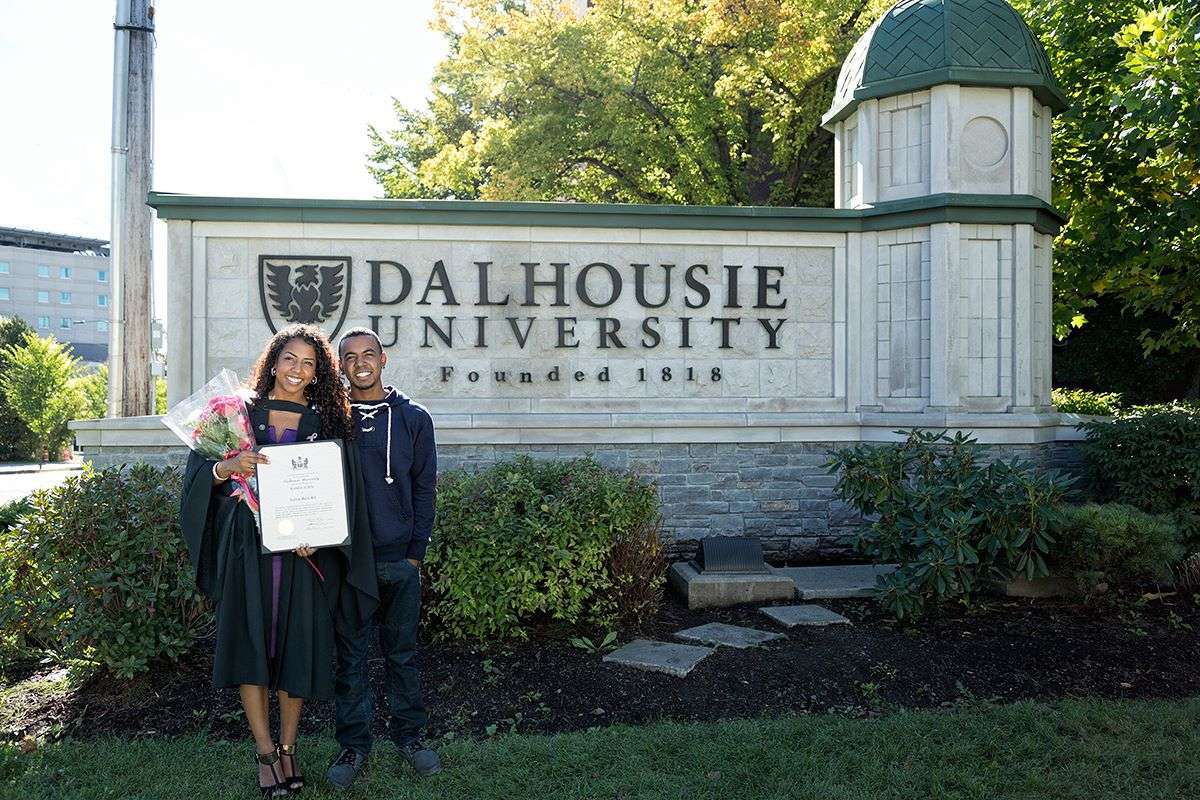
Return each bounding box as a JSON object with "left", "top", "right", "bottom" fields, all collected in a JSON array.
[
  {"left": 1048, "top": 503, "right": 1184, "bottom": 595},
  {"left": 0, "top": 464, "right": 209, "bottom": 677},
  {"left": 605, "top": 518, "right": 667, "bottom": 634},
  {"left": 1078, "top": 403, "right": 1200, "bottom": 548},
  {"left": 828, "top": 429, "right": 1074, "bottom": 620},
  {"left": 0, "top": 496, "right": 37, "bottom": 669},
  {"left": 1052, "top": 388, "right": 1122, "bottom": 416},
  {"left": 425, "top": 455, "right": 662, "bottom": 641},
  {"left": 0, "top": 497, "right": 32, "bottom": 535}
]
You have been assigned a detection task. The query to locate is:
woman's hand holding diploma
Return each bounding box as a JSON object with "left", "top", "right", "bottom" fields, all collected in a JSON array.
[{"left": 216, "top": 449, "right": 270, "bottom": 480}]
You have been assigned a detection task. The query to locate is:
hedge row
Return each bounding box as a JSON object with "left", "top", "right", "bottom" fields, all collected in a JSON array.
[{"left": 0, "top": 456, "right": 665, "bottom": 677}]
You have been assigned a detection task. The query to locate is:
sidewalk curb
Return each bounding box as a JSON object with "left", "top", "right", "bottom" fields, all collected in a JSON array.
[{"left": 0, "top": 463, "right": 85, "bottom": 476}]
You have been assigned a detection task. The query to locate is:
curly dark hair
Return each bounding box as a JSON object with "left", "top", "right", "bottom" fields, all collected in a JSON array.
[{"left": 249, "top": 324, "right": 352, "bottom": 440}]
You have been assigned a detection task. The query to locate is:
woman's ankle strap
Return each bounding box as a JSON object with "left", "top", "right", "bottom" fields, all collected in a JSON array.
[{"left": 255, "top": 747, "right": 281, "bottom": 765}]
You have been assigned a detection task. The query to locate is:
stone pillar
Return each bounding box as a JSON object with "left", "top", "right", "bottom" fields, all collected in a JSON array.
[{"left": 165, "top": 220, "right": 192, "bottom": 406}]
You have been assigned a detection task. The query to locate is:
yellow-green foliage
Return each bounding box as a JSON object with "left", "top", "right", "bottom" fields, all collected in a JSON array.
[
  {"left": 71, "top": 365, "right": 108, "bottom": 420},
  {"left": 0, "top": 332, "right": 82, "bottom": 461},
  {"left": 1052, "top": 388, "right": 1122, "bottom": 416},
  {"left": 368, "top": 0, "right": 889, "bottom": 206}
]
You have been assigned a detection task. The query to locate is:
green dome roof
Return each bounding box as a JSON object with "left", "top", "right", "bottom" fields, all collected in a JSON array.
[{"left": 823, "top": 0, "right": 1066, "bottom": 125}]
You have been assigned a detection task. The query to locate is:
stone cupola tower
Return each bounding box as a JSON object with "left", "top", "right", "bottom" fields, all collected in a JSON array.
[{"left": 823, "top": 0, "right": 1067, "bottom": 414}]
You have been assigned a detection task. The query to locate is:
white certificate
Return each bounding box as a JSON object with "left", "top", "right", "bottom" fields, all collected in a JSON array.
[{"left": 256, "top": 440, "right": 350, "bottom": 553}]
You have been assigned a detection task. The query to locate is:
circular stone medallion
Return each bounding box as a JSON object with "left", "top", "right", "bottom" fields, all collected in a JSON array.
[{"left": 962, "top": 117, "right": 1008, "bottom": 169}]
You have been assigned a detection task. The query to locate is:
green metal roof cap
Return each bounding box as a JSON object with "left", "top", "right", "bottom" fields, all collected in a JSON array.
[{"left": 823, "top": 0, "right": 1066, "bottom": 126}]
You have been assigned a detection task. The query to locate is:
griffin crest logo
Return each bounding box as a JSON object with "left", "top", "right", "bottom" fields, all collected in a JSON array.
[
  {"left": 258, "top": 255, "right": 353, "bottom": 338},
  {"left": 290, "top": 456, "right": 309, "bottom": 470}
]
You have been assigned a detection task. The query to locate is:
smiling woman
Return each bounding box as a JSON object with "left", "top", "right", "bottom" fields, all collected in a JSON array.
[{"left": 249, "top": 325, "right": 354, "bottom": 441}]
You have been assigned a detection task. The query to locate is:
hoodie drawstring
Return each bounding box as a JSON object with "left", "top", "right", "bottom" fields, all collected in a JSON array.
[{"left": 353, "top": 400, "right": 395, "bottom": 484}]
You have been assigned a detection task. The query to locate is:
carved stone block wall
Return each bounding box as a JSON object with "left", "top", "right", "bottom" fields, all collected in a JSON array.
[{"left": 875, "top": 228, "right": 931, "bottom": 401}]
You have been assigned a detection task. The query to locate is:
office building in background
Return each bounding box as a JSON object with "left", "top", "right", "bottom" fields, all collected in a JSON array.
[{"left": 0, "top": 226, "right": 112, "bottom": 363}]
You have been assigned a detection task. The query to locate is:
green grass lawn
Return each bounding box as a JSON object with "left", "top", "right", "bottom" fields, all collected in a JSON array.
[{"left": 3, "top": 698, "right": 1198, "bottom": 800}]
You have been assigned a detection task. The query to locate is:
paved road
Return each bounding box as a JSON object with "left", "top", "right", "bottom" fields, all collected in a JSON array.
[{"left": 0, "top": 469, "right": 81, "bottom": 505}]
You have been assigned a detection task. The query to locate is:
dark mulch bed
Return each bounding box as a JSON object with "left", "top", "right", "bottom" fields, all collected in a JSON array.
[{"left": 4, "top": 593, "right": 1200, "bottom": 743}]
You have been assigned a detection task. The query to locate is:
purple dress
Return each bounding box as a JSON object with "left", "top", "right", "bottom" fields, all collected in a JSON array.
[{"left": 266, "top": 424, "right": 298, "bottom": 659}]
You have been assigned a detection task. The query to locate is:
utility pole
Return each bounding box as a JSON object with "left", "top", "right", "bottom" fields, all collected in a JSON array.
[{"left": 108, "top": 0, "right": 155, "bottom": 417}]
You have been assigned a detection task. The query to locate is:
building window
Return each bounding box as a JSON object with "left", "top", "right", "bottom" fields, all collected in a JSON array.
[
  {"left": 0, "top": 262, "right": 8, "bottom": 274},
  {"left": 37, "top": 264, "right": 50, "bottom": 278},
  {"left": 98, "top": 269, "right": 108, "bottom": 282},
  {"left": 97, "top": 320, "right": 109, "bottom": 333},
  {"left": 60, "top": 318, "right": 71, "bottom": 330},
  {"left": 97, "top": 294, "right": 108, "bottom": 307},
  {"left": 37, "top": 316, "right": 49, "bottom": 329},
  {"left": 0, "top": 287, "right": 8, "bottom": 300},
  {"left": 60, "top": 291, "right": 72, "bottom": 304},
  {"left": 38, "top": 290, "right": 49, "bottom": 303},
  {"left": 60, "top": 266, "right": 72, "bottom": 279}
]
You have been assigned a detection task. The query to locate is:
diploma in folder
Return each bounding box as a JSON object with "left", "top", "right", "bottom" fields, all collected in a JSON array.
[{"left": 256, "top": 440, "right": 351, "bottom": 553}]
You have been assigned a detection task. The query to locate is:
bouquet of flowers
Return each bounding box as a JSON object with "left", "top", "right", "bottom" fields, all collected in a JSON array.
[{"left": 162, "top": 369, "right": 260, "bottom": 519}]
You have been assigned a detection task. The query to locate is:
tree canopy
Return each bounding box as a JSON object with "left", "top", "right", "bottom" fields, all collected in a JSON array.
[
  {"left": 368, "top": 0, "right": 885, "bottom": 207},
  {"left": 1016, "top": 0, "right": 1200, "bottom": 356},
  {"left": 0, "top": 316, "right": 37, "bottom": 461}
]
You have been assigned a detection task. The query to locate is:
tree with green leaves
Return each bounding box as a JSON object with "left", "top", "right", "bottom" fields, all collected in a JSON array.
[
  {"left": 1015, "top": 0, "right": 1200, "bottom": 388},
  {"left": 368, "top": 0, "right": 886, "bottom": 207},
  {"left": 0, "top": 333, "right": 83, "bottom": 463},
  {"left": 72, "top": 364, "right": 109, "bottom": 421},
  {"left": 0, "top": 317, "right": 38, "bottom": 461}
]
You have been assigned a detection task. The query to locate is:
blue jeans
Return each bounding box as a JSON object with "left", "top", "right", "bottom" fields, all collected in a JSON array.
[{"left": 334, "top": 558, "right": 427, "bottom": 754}]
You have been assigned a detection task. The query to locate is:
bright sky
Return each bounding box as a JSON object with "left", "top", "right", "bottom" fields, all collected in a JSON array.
[{"left": 0, "top": 0, "right": 445, "bottom": 318}]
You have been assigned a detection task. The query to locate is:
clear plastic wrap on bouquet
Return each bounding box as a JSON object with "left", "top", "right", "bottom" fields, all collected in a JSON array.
[
  {"left": 162, "top": 369, "right": 260, "bottom": 517},
  {"left": 162, "top": 369, "right": 256, "bottom": 459}
]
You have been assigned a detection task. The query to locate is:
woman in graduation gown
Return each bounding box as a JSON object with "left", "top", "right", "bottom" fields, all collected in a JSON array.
[{"left": 179, "top": 323, "right": 378, "bottom": 797}]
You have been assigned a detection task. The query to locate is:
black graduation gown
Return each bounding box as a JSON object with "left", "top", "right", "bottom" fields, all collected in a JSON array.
[{"left": 179, "top": 399, "right": 378, "bottom": 700}]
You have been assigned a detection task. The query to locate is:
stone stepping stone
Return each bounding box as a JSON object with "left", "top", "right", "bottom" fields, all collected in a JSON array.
[
  {"left": 674, "top": 622, "right": 783, "bottom": 649},
  {"left": 759, "top": 604, "right": 851, "bottom": 628},
  {"left": 777, "top": 564, "right": 897, "bottom": 600},
  {"left": 602, "top": 639, "right": 714, "bottom": 677}
]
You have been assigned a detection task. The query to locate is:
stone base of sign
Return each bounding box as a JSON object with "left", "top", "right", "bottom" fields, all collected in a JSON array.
[
  {"left": 760, "top": 605, "right": 851, "bottom": 628},
  {"left": 602, "top": 639, "right": 714, "bottom": 677},
  {"left": 668, "top": 562, "right": 796, "bottom": 610},
  {"left": 71, "top": 416, "right": 1086, "bottom": 563},
  {"left": 778, "top": 564, "right": 898, "bottom": 600},
  {"left": 674, "top": 622, "right": 784, "bottom": 649}
]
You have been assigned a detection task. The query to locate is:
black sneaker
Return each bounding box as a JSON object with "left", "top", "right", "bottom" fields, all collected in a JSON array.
[
  {"left": 397, "top": 739, "right": 442, "bottom": 776},
  {"left": 326, "top": 747, "right": 367, "bottom": 791}
]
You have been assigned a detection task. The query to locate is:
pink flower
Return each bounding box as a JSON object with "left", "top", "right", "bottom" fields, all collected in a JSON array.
[{"left": 207, "top": 395, "right": 244, "bottom": 417}]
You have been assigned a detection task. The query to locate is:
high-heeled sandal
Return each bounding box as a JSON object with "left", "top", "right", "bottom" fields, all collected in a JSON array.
[
  {"left": 255, "top": 746, "right": 290, "bottom": 797},
  {"left": 278, "top": 743, "right": 305, "bottom": 792}
]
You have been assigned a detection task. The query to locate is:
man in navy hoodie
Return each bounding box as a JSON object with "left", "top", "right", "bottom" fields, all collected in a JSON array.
[{"left": 328, "top": 327, "right": 441, "bottom": 789}]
